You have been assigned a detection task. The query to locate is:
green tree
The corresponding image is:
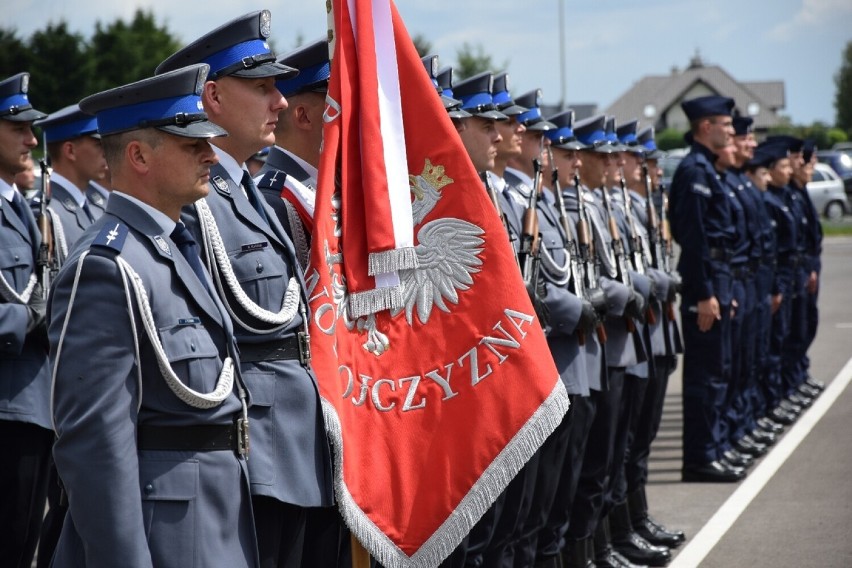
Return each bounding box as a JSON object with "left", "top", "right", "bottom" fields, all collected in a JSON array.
[
  {"left": 28, "top": 22, "right": 90, "bottom": 113},
  {"left": 454, "top": 42, "right": 506, "bottom": 81},
  {"left": 87, "top": 9, "right": 181, "bottom": 94},
  {"left": 412, "top": 34, "right": 432, "bottom": 58},
  {"left": 834, "top": 40, "right": 852, "bottom": 136},
  {"left": 0, "top": 29, "right": 32, "bottom": 80},
  {"left": 656, "top": 128, "right": 687, "bottom": 151}
]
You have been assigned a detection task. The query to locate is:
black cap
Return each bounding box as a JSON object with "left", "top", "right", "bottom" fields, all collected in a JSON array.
[
  {"left": 605, "top": 116, "right": 629, "bottom": 152},
  {"left": 422, "top": 56, "right": 468, "bottom": 116},
  {"left": 544, "top": 110, "right": 586, "bottom": 150},
  {"left": 732, "top": 115, "right": 753, "bottom": 136},
  {"left": 515, "top": 89, "right": 557, "bottom": 131},
  {"left": 453, "top": 72, "right": 508, "bottom": 121},
  {"left": 755, "top": 141, "right": 790, "bottom": 165},
  {"left": 80, "top": 64, "right": 227, "bottom": 139},
  {"left": 681, "top": 95, "right": 735, "bottom": 121},
  {"left": 276, "top": 38, "right": 330, "bottom": 97},
  {"left": 0, "top": 72, "right": 47, "bottom": 122},
  {"left": 35, "top": 104, "right": 100, "bottom": 143},
  {"left": 156, "top": 11, "right": 298, "bottom": 81},
  {"left": 765, "top": 134, "right": 804, "bottom": 154},
  {"left": 575, "top": 114, "right": 616, "bottom": 154},
  {"left": 491, "top": 73, "right": 527, "bottom": 116},
  {"left": 637, "top": 126, "right": 665, "bottom": 160}
]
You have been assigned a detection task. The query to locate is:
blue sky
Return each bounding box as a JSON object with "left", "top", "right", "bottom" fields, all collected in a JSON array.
[{"left": 8, "top": 0, "right": 851, "bottom": 125}]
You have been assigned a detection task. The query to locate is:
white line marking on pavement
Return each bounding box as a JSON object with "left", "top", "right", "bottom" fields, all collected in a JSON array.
[
  {"left": 835, "top": 323, "right": 852, "bottom": 329},
  {"left": 669, "top": 356, "right": 852, "bottom": 568}
]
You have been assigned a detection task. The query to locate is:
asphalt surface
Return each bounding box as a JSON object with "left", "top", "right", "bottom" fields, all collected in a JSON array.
[{"left": 647, "top": 236, "right": 852, "bottom": 568}]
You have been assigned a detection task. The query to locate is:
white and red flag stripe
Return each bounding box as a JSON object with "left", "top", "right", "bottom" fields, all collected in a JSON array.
[{"left": 309, "top": 0, "right": 569, "bottom": 565}]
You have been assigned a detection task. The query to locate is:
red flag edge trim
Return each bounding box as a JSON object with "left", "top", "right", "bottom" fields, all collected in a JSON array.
[{"left": 321, "top": 380, "right": 570, "bottom": 568}]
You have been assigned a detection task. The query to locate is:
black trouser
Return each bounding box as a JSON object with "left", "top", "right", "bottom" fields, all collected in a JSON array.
[
  {"left": 253, "top": 497, "right": 307, "bottom": 568},
  {"left": 514, "top": 399, "right": 575, "bottom": 567},
  {"left": 0, "top": 420, "right": 53, "bottom": 568},
  {"left": 301, "top": 506, "right": 348, "bottom": 568},
  {"left": 36, "top": 457, "right": 67, "bottom": 568},
  {"left": 568, "top": 370, "right": 624, "bottom": 541},
  {"left": 538, "top": 392, "right": 597, "bottom": 558}
]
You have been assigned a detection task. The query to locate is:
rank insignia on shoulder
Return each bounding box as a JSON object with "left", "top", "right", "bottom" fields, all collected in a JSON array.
[
  {"left": 692, "top": 183, "right": 711, "bottom": 197},
  {"left": 63, "top": 198, "right": 77, "bottom": 210},
  {"left": 212, "top": 175, "right": 230, "bottom": 194},
  {"left": 153, "top": 235, "right": 171, "bottom": 256},
  {"left": 92, "top": 222, "right": 128, "bottom": 253},
  {"left": 258, "top": 170, "right": 286, "bottom": 191}
]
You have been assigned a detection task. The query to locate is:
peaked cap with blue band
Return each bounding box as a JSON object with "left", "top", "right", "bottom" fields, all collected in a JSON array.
[
  {"left": 422, "top": 56, "right": 469, "bottom": 117},
  {"left": 637, "top": 125, "right": 665, "bottom": 160},
  {"left": 605, "top": 116, "right": 629, "bottom": 151},
  {"left": 35, "top": 104, "right": 100, "bottom": 143},
  {"left": 515, "top": 89, "right": 556, "bottom": 131},
  {"left": 681, "top": 95, "right": 735, "bottom": 121},
  {"left": 545, "top": 110, "right": 585, "bottom": 150},
  {"left": 575, "top": 114, "right": 616, "bottom": 154},
  {"left": 453, "top": 72, "right": 508, "bottom": 121},
  {"left": 492, "top": 73, "right": 527, "bottom": 116},
  {"left": 276, "top": 38, "right": 330, "bottom": 97},
  {"left": 80, "top": 64, "right": 227, "bottom": 139},
  {"left": 155, "top": 10, "right": 297, "bottom": 81},
  {"left": 0, "top": 73, "right": 47, "bottom": 122}
]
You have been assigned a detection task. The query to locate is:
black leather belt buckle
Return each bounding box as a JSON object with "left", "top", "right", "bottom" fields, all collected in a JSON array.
[
  {"left": 236, "top": 417, "right": 250, "bottom": 457},
  {"left": 297, "top": 331, "right": 311, "bottom": 366}
]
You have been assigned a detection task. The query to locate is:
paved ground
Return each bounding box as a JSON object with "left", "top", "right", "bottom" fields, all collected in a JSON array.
[{"left": 647, "top": 236, "right": 852, "bottom": 568}]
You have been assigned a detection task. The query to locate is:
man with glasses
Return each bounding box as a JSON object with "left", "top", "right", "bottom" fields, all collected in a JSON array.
[{"left": 668, "top": 95, "right": 746, "bottom": 483}]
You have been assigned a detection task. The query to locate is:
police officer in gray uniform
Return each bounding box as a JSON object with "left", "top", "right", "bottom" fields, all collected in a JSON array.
[
  {"left": 255, "top": 37, "right": 330, "bottom": 269},
  {"left": 49, "top": 63, "right": 259, "bottom": 567},
  {"left": 0, "top": 71, "right": 51, "bottom": 568},
  {"left": 155, "top": 11, "right": 334, "bottom": 567},
  {"left": 32, "top": 104, "right": 107, "bottom": 265}
]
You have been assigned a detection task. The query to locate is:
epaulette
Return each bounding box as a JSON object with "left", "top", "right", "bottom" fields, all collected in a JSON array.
[
  {"left": 256, "top": 169, "right": 288, "bottom": 192},
  {"left": 91, "top": 221, "right": 128, "bottom": 253}
]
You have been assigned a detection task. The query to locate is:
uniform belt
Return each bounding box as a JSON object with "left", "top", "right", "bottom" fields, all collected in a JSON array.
[
  {"left": 708, "top": 247, "right": 732, "bottom": 262},
  {"left": 238, "top": 333, "right": 310, "bottom": 365},
  {"left": 138, "top": 419, "right": 249, "bottom": 457},
  {"left": 731, "top": 263, "right": 751, "bottom": 279}
]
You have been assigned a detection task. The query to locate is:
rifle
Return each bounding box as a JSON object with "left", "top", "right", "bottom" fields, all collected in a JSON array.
[
  {"left": 599, "top": 181, "right": 636, "bottom": 332},
  {"left": 572, "top": 174, "right": 607, "bottom": 343},
  {"left": 481, "top": 171, "right": 518, "bottom": 267},
  {"left": 658, "top": 179, "right": 677, "bottom": 321},
  {"left": 643, "top": 163, "right": 666, "bottom": 272},
  {"left": 518, "top": 158, "right": 542, "bottom": 290},
  {"left": 36, "top": 159, "right": 56, "bottom": 293},
  {"left": 619, "top": 169, "right": 646, "bottom": 275}
]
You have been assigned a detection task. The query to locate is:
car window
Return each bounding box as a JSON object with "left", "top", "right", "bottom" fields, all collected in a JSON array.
[{"left": 811, "top": 169, "right": 824, "bottom": 182}]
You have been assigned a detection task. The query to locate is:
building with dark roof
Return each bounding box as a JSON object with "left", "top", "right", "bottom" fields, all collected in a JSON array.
[{"left": 604, "top": 51, "right": 785, "bottom": 133}]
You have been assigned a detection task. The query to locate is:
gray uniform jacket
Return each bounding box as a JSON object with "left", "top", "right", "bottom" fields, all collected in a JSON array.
[
  {"left": 183, "top": 161, "right": 334, "bottom": 508},
  {"left": 32, "top": 180, "right": 96, "bottom": 265},
  {"left": 0, "top": 195, "right": 51, "bottom": 429},
  {"left": 85, "top": 183, "right": 109, "bottom": 220},
  {"left": 49, "top": 193, "right": 258, "bottom": 567}
]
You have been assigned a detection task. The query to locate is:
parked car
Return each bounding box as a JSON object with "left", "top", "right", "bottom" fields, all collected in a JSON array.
[
  {"left": 659, "top": 147, "right": 689, "bottom": 188},
  {"left": 807, "top": 162, "right": 848, "bottom": 220},
  {"left": 816, "top": 150, "right": 852, "bottom": 197}
]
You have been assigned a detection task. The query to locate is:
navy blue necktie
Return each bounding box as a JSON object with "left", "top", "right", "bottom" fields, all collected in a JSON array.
[
  {"left": 170, "top": 222, "right": 210, "bottom": 294},
  {"left": 242, "top": 170, "right": 269, "bottom": 225},
  {"left": 81, "top": 200, "right": 94, "bottom": 223},
  {"left": 10, "top": 191, "right": 34, "bottom": 233}
]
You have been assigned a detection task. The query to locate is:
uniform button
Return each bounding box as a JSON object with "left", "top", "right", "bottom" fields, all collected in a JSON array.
[
  {"left": 190, "top": 342, "right": 196, "bottom": 352},
  {"left": 144, "top": 483, "right": 154, "bottom": 495},
  {"left": 256, "top": 262, "right": 264, "bottom": 274}
]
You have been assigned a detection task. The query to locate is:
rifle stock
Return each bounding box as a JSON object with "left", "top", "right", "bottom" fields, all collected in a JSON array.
[{"left": 36, "top": 159, "right": 56, "bottom": 293}]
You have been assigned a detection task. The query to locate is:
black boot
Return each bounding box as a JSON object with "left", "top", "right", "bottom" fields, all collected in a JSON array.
[
  {"left": 563, "top": 537, "right": 595, "bottom": 568},
  {"left": 609, "top": 502, "right": 671, "bottom": 567},
  {"left": 627, "top": 488, "right": 686, "bottom": 549},
  {"left": 594, "top": 516, "right": 646, "bottom": 568}
]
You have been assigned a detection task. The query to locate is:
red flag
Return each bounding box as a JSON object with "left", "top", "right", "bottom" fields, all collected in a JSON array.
[{"left": 308, "top": 1, "right": 569, "bottom": 565}]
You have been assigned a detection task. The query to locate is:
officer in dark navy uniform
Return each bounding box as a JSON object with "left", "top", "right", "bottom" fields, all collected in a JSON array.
[
  {"left": 669, "top": 95, "right": 746, "bottom": 483},
  {"left": 0, "top": 71, "right": 51, "bottom": 568},
  {"left": 49, "top": 63, "right": 259, "bottom": 567},
  {"left": 255, "top": 37, "right": 330, "bottom": 268},
  {"left": 32, "top": 104, "right": 107, "bottom": 265},
  {"left": 156, "top": 12, "right": 334, "bottom": 568}
]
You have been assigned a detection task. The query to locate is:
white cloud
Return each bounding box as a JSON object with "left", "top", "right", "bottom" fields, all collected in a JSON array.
[{"left": 768, "top": 0, "right": 852, "bottom": 41}]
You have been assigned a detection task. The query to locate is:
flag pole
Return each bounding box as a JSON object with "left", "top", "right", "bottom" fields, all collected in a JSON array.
[{"left": 324, "top": 2, "right": 370, "bottom": 566}]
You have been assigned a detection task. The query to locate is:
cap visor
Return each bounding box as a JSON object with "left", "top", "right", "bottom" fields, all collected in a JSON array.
[
  {"left": 474, "top": 109, "right": 509, "bottom": 121},
  {"left": 231, "top": 61, "right": 299, "bottom": 80},
  {"left": 158, "top": 121, "right": 228, "bottom": 139},
  {"left": 553, "top": 140, "right": 586, "bottom": 150},
  {"left": 499, "top": 104, "right": 528, "bottom": 116},
  {"left": 526, "top": 119, "right": 557, "bottom": 132},
  {"left": 448, "top": 108, "right": 472, "bottom": 119},
  {"left": 4, "top": 108, "right": 48, "bottom": 122}
]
